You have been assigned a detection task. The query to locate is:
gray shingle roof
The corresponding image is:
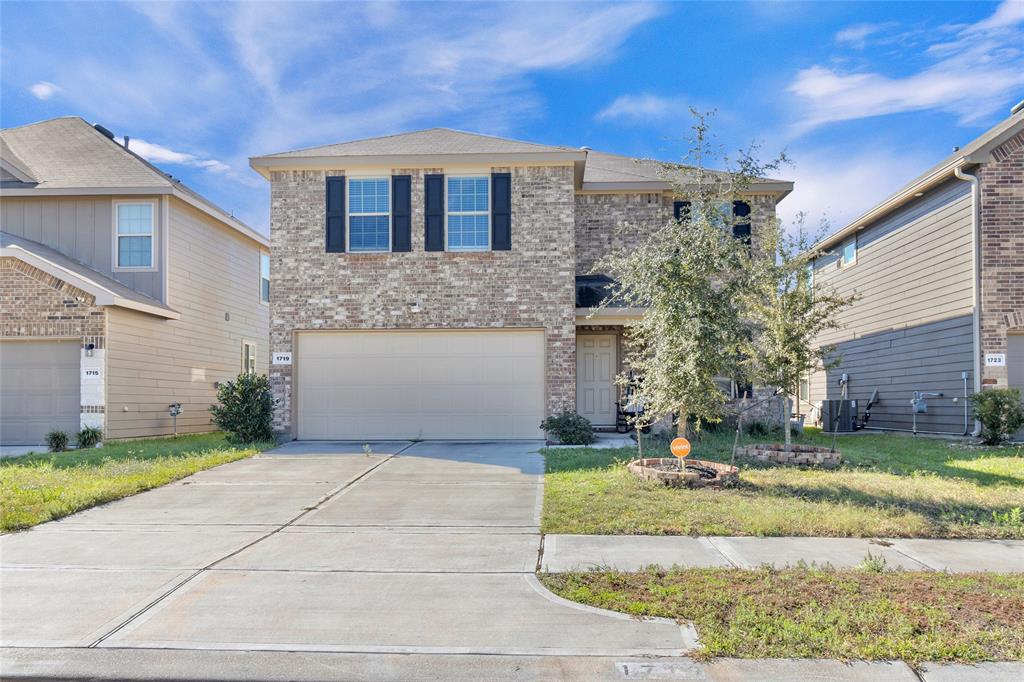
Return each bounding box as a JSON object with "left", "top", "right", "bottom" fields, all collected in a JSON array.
[
  {"left": 0, "top": 230, "right": 177, "bottom": 317},
  {"left": 0, "top": 117, "right": 170, "bottom": 190},
  {"left": 261, "top": 128, "right": 578, "bottom": 158}
]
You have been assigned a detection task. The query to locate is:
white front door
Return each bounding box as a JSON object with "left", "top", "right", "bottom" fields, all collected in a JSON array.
[{"left": 576, "top": 334, "right": 617, "bottom": 426}]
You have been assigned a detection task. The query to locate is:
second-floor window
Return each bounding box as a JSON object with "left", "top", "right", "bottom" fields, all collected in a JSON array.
[
  {"left": 115, "top": 202, "right": 154, "bottom": 268},
  {"left": 260, "top": 252, "right": 270, "bottom": 304},
  {"left": 447, "top": 176, "right": 489, "bottom": 251},
  {"left": 841, "top": 236, "right": 857, "bottom": 267},
  {"left": 348, "top": 177, "right": 390, "bottom": 252}
]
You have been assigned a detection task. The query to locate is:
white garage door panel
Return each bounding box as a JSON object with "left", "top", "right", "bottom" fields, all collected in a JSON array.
[
  {"left": 297, "top": 330, "right": 545, "bottom": 440},
  {"left": 0, "top": 340, "right": 81, "bottom": 445}
]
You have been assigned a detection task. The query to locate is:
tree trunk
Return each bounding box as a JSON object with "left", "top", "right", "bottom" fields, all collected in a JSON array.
[
  {"left": 783, "top": 395, "right": 792, "bottom": 447},
  {"left": 677, "top": 406, "right": 688, "bottom": 438}
]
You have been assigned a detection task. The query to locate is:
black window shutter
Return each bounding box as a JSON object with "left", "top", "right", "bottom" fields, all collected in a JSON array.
[
  {"left": 325, "top": 175, "right": 345, "bottom": 253},
  {"left": 424, "top": 174, "right": 444, "bottom": 251},
  {"left": 733, "top": 200, "right": 752, "bottom": 245},
  {"left": 673, "top": 200, "right": 691, "bottom": 221},
  {"left": 391, "top": 175, "right": 411, "bottom": 252},
  {"left": 491, "top": 172, "right": 511, "bottom": 251}
]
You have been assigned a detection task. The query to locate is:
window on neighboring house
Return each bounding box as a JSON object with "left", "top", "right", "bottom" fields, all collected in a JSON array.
[
  {"left": 799, "top": 376, "right": 810, "bottom": 403},
  {"left": 841, "top": 237, "right": 857, "bottom": 267},
  {"left": 447, "top": 176, "right": 489, "bottom": 251},
  {"left": 115, "top": 202, "right": 154, "bottom": 268},
  {"left": 348, "top": 177, "right": 390, "bottom": 252},
  {"left": 241, "top": 341, "right": 256, "bottom": 374},
  {"left": 260, "top": 252, "right": 270, "bottom": 304}
]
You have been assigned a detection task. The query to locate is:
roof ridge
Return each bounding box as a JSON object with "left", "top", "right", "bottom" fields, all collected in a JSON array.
[{"left": 0, "top": 115, "right": 88, "bottom": 133}]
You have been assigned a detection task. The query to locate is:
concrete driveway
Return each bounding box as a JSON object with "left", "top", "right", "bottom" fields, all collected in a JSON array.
[{"left": 1, "top": 440, "right": 690, "bottom": 670}]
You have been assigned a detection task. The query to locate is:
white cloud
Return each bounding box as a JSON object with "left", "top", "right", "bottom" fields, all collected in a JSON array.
[
  {"left": 777, "top": 147, "right": 932, "bottom": 236},
  {"left": 116, "top": 137, "right": 230, "bottom": 174},
  {"left": 789, "top": 0, "right": 1024, "bottom": 132},
  {"left": 595, "top": 93, "right": 686, "bottom": 122},
  {"left": 27, "top": 81, "right": 60, "bottom": 100},
  {"left": 834, "top": 22, "right": 895, "bottom": 47}
]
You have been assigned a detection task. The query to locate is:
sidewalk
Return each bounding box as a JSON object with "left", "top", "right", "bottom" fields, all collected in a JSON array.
[{"left": 541, "top": 534, "right": 1024, "bottom": 573}]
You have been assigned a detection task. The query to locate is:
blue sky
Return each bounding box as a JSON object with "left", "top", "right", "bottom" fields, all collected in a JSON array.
[{"left": 2, "top": 1, "right": 1022, "bottom": 234}]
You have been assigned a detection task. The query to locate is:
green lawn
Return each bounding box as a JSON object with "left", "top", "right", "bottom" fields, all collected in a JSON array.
[
  {"left": 543, "top": 429, "right": 1024, "bottom": 538},
  {"left": 541, "top": 567, "right": 1024, "bottom": 664},
  {"left": 0, "top": 433, "right": 270, "bottom": 531}
]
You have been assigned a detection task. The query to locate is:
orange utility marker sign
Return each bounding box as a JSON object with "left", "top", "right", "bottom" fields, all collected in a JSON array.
[{"left": 670, "top": 437, "right": 691, "bottom": 459}]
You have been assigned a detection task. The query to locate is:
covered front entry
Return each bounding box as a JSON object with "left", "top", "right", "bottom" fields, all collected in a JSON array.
[
  {"left": 576, "top": 333, "right": 618, "bottom": 426},
  {"left": 1009, "top": 332, "right": 1024, "bottom": 441},
  {"left": 0, "top": 339, "right": 80, "bottom": 445},
  {"left": 295, "top": 329, "right": 545, "bottom": 440}
]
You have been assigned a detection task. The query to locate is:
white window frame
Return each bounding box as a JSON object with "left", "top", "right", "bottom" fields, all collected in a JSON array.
[
  {"left": 346, "top": 176, "right": 391, "bottom": 253},
  {"left": 113, "top": 200, "right": 156, "bottom": 270},
  {"left": 445, "top": 174, "right": 490, "bottom": 252},
  {"left": 840, "top": 236, "right": 857, "bottom": 268},
  {"left": 259, "top": 251, "right": 270, "bottom": 305},
  {"left": 241, "top": 341, "right": 257, "bottom": 374}
]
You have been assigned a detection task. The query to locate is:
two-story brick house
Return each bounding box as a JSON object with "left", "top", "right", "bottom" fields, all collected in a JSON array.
[
  {"left": 250, "top": 129, "right": 791, "bottom": 440},
  {"left": 1, "top": 117, "right": 270, "bottom": 444}
]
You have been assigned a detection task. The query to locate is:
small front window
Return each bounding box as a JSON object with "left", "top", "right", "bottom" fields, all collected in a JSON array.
[
  {"left": 841, "top": 237, "right": 857, "bottom": 267},
  {"left": 116, "top": 203, "right": 154, "bottom": 268},
  {"left": 447, "top": 176, "right": 489, "bottom": 251},
  {"left": 348, "top": 178, "right": 390, "bottom": 252},
  {"left": 260, "top": 252, "right": 270, "bottom": 304},
  {"left": 242, "top": 341, "right": 256, "bottom": 374}
]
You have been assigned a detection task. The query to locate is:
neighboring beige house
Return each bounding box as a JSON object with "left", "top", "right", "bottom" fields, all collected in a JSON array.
[
  {"left": 807, "top": 103, "right": 1024, "bottom": 436},
  {"left": 250, "top": 129, "right": 791, "bottom": 440},
  {"left": 0, "top": 117, "right": 270, "bottom": 444}
]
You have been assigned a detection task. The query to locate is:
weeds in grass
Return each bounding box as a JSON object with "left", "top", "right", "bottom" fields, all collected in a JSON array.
[{"left": 857, "top": 552, "right": 889, "bottom": 573}]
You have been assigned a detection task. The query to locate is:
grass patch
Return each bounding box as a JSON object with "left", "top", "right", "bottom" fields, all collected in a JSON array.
[
  {"left": 543, "top": 429, "right": 1024, "bottom": 538},
  {"left": 541, "top": 567, "right": 1024, "bottom": 664},
  {"left": 0, "top": 433, "right": 270, "bottom": 531}
]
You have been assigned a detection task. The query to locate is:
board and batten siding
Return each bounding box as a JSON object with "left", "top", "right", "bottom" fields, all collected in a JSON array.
[
  {"left": 104, "top": 198, "right": 269, "bottom": 439},
  {"left": 809, "top": 179, "right": 976, "bottom": 432},
  {"left": 0, "top": 195, "right": 164, "bottom": 300}
]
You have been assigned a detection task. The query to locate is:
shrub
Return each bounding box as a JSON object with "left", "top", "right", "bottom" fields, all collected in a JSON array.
[
  {"left": 209, "top": 373, "right": 276, "bottom": 444},
  {"left": 76, "top": 426, "right": 104, "bottom": 448},
  {"left": 45, "top": 430, "right": 69, "bottom": 452},
  {"left": 541, "top": 411, "right": 596, "bottom": 445},
  {"left": 971, "top": 388, "right": 1024, "bottom": 446}
]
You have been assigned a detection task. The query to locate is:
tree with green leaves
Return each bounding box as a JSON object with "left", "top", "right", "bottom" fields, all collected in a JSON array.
[
  {"left": 597, "top": 110, "right": 784, "bottom": 436},
  {"left": 743, "top": 214, "right": 853, "bottom": 446}
]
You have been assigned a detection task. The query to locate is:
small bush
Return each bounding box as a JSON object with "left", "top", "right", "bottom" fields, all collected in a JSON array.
[
  {"left": 541, "top": 411, "right": 596, "bottom": 445},
  {"left": 76, "top": 426, "right": 104, "bottom": 448},
  {"left": 745, "top": 420, "right": 780, "bottom": 439},
  {"left": 45, "top": 430, "right": 69, "bottom": 452},
  {"left": 209, "top": 373, "right": 276, "bottom": 444},
  {"left": 971, "top": 388, "right": 1024, "bottom": 446}
]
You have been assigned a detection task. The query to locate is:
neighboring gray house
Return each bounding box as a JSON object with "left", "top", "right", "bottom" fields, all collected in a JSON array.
[
  {"left": 0, "top": 117, "right": 270, "bottom": 444},
  {"left": 250, "top": 129, "right": 792, "bottom": 440},
  {"left": 807, "top": 103, "right": 1024, "bottom": 436}
]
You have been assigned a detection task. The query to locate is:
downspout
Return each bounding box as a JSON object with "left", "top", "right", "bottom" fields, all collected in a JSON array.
[{"left": 954, "top": 165, "right": 982, "bottom": 437}]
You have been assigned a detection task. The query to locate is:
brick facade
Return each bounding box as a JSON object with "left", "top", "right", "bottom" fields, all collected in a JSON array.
[
  {"left": 0, "top": 256, "right": 107, "bottom": 430},
  {"left": 268, "top": 165, "right": 577, "bottom": 434},
  {"left": 978, "top": 131, "right": 1024, "bottom": 388}
]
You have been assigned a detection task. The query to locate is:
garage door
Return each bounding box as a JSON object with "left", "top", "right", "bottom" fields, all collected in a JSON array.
[
  {"left": 297, "top": 330, "right": 545, "bottom": 440},
  {"left": 0, "top": 340, "right": 80, "bottom": 445}
]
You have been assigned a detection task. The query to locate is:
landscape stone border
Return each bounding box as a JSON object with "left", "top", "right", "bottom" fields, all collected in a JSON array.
[
  {"left": 735, "top": 443, "right": 841, "bottom": 468},
  {"left": 627, "top": 457, "right": 739, "bottom": 488}
]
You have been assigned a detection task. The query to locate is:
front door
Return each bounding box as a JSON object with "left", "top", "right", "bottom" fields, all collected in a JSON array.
[{"left": 576, "top": 334, "right": 617, "bottom": 426}]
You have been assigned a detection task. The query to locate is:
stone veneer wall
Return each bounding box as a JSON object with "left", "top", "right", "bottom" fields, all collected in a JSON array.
[
  {"left": 268, "top": 165, "right": 577, "bottom": 435},
  {"left": 574, "top": 192, "right": 779, "bottom": 275},
  {"left": 978, "top": 131, "right": 1024, "bottom": 389},
  {"left": 0, "top": 257, "right": 107, "bottom": 430}
]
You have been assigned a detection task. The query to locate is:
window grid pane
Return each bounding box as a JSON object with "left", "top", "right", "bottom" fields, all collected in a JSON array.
[
  {"left": 447, "top": 177, "right": 488, "bottom": 212},
  {"left": 447, "top": 215, "right": 489, "bottom": 250},
  {"left": 349, "top": 215, "right": 390, "bottom": 251},
  {"left": 118, "top": 236, "right": 152, "bottom": 267},
  {"left": 349, "top": 178, "right": 390, "bottom": 214},
  {"left": 117, "top": 204, "right": 153, "bottom": 235}
]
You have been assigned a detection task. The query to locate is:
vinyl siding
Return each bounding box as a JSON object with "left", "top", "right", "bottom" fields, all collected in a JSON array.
[
  {"left": 809, "top": 179, "right": 975, "bottom": 433},
  {"left": 104, "top": 198, "right": 269, "bottom": 439},
  {"left": 0, "top": 195, "right": 164, "bottom": 300}
]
